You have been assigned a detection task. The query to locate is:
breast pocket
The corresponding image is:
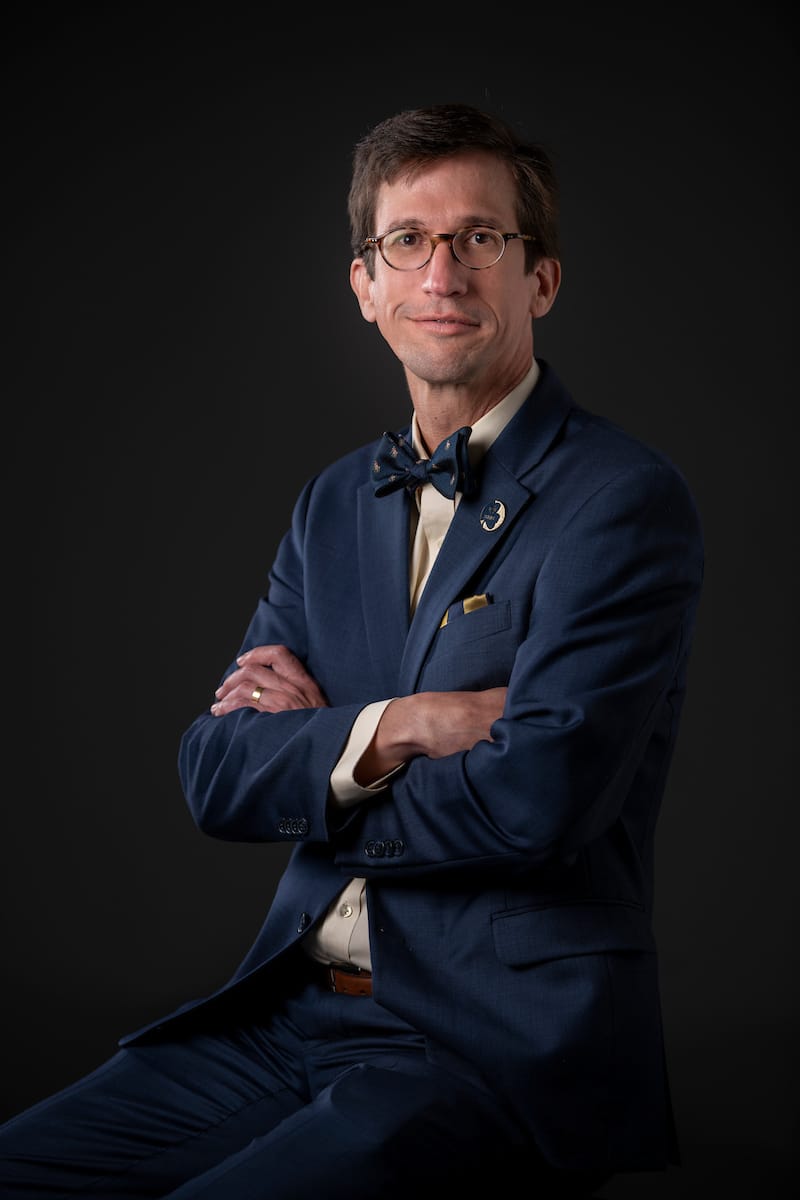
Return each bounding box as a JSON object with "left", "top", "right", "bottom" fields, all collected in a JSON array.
[{"left": 418, "top": 599, "right": 519, "bottom": 691}]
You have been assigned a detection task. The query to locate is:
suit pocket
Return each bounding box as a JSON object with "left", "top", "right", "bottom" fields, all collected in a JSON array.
[
  {"left": 417, "top": 599, "right": 518, "bottom": 691},
  {"left": 432, "top": 598, "right": 512, "bottom": 650},
  {"left": 491, "top": 900, "right": 655, "bottom": 966}
]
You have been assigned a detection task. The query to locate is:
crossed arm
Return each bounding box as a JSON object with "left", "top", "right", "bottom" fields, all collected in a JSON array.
[
  {"left": 183, "top": 459, "right": 702, "bottom": 869},
  {"left": 210, "top": 643, "right": 506, "bottom": 783}
]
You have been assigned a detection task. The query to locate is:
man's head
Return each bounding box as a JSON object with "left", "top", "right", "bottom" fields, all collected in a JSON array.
[
  {"left": 348, "top": 105, "right": 561, "bottom": 414},
  {"left": 348, "top": 103, "right": 560, "bottom": 279}
]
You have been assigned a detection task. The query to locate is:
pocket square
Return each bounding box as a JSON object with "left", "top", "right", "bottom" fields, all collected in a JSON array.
[{"left": 440, "top": 593, "right": 492, "bottom": 628}]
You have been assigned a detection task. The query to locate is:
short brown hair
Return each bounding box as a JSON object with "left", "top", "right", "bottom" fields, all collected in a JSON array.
[{"left": 348, "top": 103, "right": 560, "bottom": 277}]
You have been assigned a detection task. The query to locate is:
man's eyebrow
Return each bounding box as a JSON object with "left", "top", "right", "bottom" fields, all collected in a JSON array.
[{"left": 380, "top": 215, "right": 504, "bottom": 230}]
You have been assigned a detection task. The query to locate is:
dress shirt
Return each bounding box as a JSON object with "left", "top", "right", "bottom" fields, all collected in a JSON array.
[{"left": 302, "top": 359, "right": 540, "bottom": 970}]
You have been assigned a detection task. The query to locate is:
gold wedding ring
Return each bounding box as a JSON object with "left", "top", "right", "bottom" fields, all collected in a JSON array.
[{"left": 251, "top": 686, "right": 264, "bottom": 703}]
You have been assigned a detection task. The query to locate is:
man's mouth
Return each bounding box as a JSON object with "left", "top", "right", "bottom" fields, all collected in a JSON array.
[{"left": 411, "top": 313, "right": 479, "bottom": 328}]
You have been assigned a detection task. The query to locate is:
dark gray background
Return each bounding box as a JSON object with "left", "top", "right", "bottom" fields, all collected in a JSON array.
[{"left": 4, "top": 5, "right": 797, "bottom": 1194}]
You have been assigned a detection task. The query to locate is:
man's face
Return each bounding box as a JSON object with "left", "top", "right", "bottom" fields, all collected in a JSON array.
[{"left": 350, "top": 150, "right": 557, "bottom": 394}]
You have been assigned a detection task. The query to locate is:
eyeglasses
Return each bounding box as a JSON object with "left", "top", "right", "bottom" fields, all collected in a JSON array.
[{"left": 362, "top": 226, "right": 535, "bottom": 271}]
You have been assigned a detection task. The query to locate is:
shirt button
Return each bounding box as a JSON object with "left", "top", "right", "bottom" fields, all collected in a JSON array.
[{"left": 339, "top": 903, "right": 354, "bottom": 918}]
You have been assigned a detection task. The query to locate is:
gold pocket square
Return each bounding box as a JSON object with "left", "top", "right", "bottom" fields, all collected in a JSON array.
[{"left": 440, "top": 593, "right": 491, "bottom": 628}]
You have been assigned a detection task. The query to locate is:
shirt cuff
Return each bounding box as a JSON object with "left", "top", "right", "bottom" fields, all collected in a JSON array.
[{"left": 329, "top": 698, "right": 400, "bottom": 808}]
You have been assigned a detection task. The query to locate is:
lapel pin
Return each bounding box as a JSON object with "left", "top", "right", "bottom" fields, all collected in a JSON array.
[{"left": 479, "top": 499, "right": 506, "bottom": 532}]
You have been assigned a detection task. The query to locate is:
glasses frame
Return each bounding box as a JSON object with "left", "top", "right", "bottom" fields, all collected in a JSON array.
[{"left": 361, "top": 227, "right": 535, "bottom": 271}]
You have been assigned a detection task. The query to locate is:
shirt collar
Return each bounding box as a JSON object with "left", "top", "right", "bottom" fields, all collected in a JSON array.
[{"left": 411, "top": 358, "right": 540, "bottom": 468}]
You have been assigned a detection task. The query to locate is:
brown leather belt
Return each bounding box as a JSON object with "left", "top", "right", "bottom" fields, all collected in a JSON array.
[{"left": 320, "top": 964, "right": 373, "bottom": 997}]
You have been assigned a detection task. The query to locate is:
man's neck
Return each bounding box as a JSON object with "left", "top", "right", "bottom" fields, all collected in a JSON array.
[{"left": 407, "top": 361, "right": 535, "bottom": 453}]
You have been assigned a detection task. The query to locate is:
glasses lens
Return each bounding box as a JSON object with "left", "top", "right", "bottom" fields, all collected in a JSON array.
[
  {"left": 378, "top": 227, "right": 507, "bottom": 270},
  {"left": 453, "top": 228, "right": 505, "bottom": 268},
  {"left": 381, "top": 229, "right": 432, "bottom": 270}
]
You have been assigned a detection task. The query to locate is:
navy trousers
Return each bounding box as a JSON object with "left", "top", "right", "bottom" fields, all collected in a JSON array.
[{"left": 0, "top": 963, "right": 539, "bottom": 1199}]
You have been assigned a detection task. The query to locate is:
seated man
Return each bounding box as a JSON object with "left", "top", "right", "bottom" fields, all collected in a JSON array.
[{"left": 0, "top": 102, "right": 703, "bottom": 1199}]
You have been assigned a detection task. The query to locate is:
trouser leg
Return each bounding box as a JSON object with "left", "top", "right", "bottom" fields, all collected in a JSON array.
[
  {"left": 161, "top": 980, "right": 528, "bottom": 1199},
  {"left": 0, "top": 974, "right": 530, "bottom": 1199},
  {"left": 0, "top": 1018, "right": 308, "bottom": 1198},
  {"left": 165, "top": 1056, "right": 521, "bottom": 1200}
]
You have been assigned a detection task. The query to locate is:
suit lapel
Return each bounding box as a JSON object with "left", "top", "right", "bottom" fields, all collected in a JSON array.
[
  {"left": 398, "top": 364, "right": 573, "bottom": 694},
  {"left": 357, "top": 480, "right": 411, "bottom": 694},
  {"left": 355, "top": 362, "right": 574, "bottom": 698},
  {"left": 398, "top": 459, "right": 530, "bottom": 693}
]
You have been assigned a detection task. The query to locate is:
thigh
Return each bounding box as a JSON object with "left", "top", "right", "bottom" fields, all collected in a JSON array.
[
  {"left": 165, "top": 1057, "right": 524, "bottom": 1200},
  {"left": 0, "top": 1021, "right": 307, "bottom": 1199}
]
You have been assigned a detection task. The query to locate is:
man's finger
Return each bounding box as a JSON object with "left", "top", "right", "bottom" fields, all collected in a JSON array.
[{"left": 238, "top": 644, "right": 316, "bottom": 686}]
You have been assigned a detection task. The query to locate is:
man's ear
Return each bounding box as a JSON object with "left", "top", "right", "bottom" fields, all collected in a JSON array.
[
  {"left": 350, "top": 258, "right": 377, "bottom": 323},
  {"left": 529, "top": 257, "right": 562, "bottom": 318}
]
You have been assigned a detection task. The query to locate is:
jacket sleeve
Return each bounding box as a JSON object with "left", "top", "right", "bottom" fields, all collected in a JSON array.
[
  {"left": 331, "top": 461, "right": 704, "bottom": 878},
  {"left": 178, "top": 474, "right": 368, "bottom": 843}
]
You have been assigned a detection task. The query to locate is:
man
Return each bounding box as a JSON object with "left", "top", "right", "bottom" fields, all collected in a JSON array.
[{"left": 1, "top": 103, "right": 703, "bottom": 1198}]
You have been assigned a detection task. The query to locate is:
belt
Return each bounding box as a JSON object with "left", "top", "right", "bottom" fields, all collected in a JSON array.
[{"left": 319, "top": 963, "right": 373, "bottom": 997}]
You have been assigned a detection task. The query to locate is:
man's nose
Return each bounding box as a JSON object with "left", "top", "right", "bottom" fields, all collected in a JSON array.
[{"left": 422, "top": 238, "right": 467, "bottom": 294}]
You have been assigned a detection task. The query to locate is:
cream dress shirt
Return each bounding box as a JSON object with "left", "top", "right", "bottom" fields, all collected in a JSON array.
[{"left": 302, "top": 360, "right": 540, "bottom": 970}]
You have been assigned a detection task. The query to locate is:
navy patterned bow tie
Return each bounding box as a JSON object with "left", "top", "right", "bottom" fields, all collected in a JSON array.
[{"left": 371, "top": 426, "right": 476, "bottom": 500}]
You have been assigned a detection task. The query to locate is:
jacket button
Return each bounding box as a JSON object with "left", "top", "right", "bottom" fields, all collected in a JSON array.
[{"left": 278, "top": 817, "right": 310, "bottom": 838}]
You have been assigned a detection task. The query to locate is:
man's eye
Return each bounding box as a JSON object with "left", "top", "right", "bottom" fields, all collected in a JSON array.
[{"left": 393, "top": 230, "right": 423, "bottom": 248}]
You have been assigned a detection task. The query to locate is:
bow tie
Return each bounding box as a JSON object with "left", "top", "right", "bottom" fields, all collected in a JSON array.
[{"left": 371, "top": 426, "right": 476, "bottom": 500}]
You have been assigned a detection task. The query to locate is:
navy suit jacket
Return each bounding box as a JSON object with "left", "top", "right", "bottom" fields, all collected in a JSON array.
[{"left": 124, "top": 360, "right": 704, "bottom": 1171}]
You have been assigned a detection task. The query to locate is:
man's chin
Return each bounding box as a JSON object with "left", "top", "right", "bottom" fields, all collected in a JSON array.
[{"left": 400, "top": 348, "right": 481, "bottom": 389}]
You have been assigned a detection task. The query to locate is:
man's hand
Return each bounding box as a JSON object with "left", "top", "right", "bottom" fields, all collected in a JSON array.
[
  {"left": 211, "top": 645, "right": 329, "bottom": 715},
  {"left": 354, "top": 688, "right": 507, "bottom": 784}
]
